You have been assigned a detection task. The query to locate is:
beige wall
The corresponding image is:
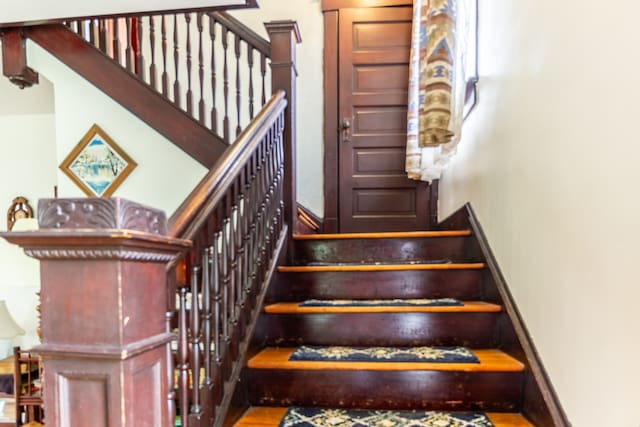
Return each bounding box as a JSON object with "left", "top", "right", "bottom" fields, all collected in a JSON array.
[{"left": 439, "top": 2, "right": 640, "bottom": 425}]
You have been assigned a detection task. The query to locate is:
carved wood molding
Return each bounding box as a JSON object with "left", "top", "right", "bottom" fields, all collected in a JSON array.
[
  {"left": 24, "top": 247, "right": 177, "bottom": 261},
  {"left": 0, "top": 28, "right": 39, "bottom": 88},
  {"left": 38, "top": 198, "right": 167, "bottom": 234},
  {"left": 322, "top": 0, "right": 411, "bottom": 11}
]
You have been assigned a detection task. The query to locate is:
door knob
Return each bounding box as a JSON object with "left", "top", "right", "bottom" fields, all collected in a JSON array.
[{"left": 341, "top": 118, "right": 351, "bottom": 142}]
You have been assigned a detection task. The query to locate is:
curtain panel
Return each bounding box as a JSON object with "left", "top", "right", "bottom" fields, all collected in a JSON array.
[{"left": 406, "top": 0, "right": 468, "bottom": 182}]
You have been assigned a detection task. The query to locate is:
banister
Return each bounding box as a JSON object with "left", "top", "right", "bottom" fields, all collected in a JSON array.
[
  {"left": 208, "top": 11, "right": 270, "bottom": 57},
  {"left": 168, "top": 90, "right": 287, "bottom": 240}
]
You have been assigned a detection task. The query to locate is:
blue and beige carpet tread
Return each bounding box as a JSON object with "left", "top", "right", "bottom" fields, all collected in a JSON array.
[
  {"left": 293, "top": 230, "right": 472, "bottom": 240},
  {"left": 264, "top": 301, "right": 501, "bottom": 314},
  {"left": 247, "top": 347, "right": 525, "bottom": 372},
  {"left": 234, "top": 407, "right": 534, "bottom": 427},
  {"left": 278, "top": 263, "right": 484, "bottom": 273}
]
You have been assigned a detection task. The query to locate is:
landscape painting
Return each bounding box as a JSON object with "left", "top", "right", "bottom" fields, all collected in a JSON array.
[{"left": 59, "top": 124, "right": 137, "bottom": 197}]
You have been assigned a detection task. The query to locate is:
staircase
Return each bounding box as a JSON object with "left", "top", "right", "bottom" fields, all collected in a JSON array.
[{"left": 233, "top": 230, "right": 536, "bottom": 426}]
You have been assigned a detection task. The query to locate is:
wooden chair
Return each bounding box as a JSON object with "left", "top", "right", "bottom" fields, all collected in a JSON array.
[{"left": 13, "top": 347, "right": 43, "bottom": 426}]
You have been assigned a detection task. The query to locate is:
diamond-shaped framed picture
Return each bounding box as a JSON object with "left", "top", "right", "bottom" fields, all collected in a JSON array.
[{"left": 59, "top": 124, "right": 137, "bottom": 197}]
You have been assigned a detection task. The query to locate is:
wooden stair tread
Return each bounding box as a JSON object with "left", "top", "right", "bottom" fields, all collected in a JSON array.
[
  {"left": 264, "top": 301, "right": 502, "bottom": 314},
  {"left": 293, "top": 230, "right": 472, "bottom": 240},
  {"left": 247, "top": 348, "right": 525, "bottom": 372},
  {"left": 234, "top": 407, "right": 534, "bottom": 427},
  {"left": 278, "top": 263, "right": 485, "bottom": 273}
]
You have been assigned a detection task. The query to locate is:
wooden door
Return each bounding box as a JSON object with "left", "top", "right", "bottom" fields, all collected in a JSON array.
[{"left": 338, "top": 7, "right": 431, "bottom": 232}]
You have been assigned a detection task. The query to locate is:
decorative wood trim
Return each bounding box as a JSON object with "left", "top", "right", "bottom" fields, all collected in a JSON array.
[
  {"left": 38, "top": 198, "right": 166, "bottom": 234},
  {"left": 23, "top": 24, "right": 227, "bottom": 168},
  {"left": 296, "top": 203, "right": 323, "bottom": 234},
  {"left": 460, "top": 203, "right": 570, "bottom": 426},
  {"left": 278, "top": 263, "right": 485, "bottom": 273},
  {"left": 322, "top": 0, "right": 411, "bottom": 11},
  {"left": 0, "top": 28, "right": 39, "bottom": 88},
  {"left": 322, "top": 10, "right": 339, "bottom": 233},
  {"left": 293, "top": 230, "right": 470, "bottom": 240}
]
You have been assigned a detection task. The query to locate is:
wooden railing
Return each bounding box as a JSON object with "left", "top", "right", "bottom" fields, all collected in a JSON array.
[
  {"left": 168, "top": 91, "right": 287, "bottom": 427},
  {"left": 64, "top": 11, "right": 271, "bottom": 143},
  {"left": 0, "top": 14, "right": 300, "bottom": 427}
]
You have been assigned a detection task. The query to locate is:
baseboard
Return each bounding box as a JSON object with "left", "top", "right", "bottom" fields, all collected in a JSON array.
[
  {"left": 442, "top": 203, "right": 571, "bottom": 426},
  {"left": 295, "top": 203, "right": 324, "bottom": 234}
]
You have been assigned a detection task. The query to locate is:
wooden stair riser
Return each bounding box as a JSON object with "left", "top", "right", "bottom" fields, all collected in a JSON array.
[
  {"left": 291, "top": 236, "right": 474, "bottom": 265},
  {"left": 244, "top": 369, "right": 524, "bottom": 412},
  {"left": 269, "top": 270, "right": 483, "bottom": 302},
  {"left": 254, "top": 312, "right": 499, "bottom": 347}
]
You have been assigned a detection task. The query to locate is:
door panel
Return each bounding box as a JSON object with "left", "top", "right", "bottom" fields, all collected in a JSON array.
[{"left": 339, "top": 7, "right": 430, "bottom": 232}]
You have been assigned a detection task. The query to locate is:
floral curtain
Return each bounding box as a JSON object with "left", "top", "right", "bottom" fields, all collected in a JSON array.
[{"left": 406, "top": 0, "right": 469, "bottom": 182}]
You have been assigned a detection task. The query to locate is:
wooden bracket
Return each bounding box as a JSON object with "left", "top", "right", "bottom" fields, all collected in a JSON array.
[{"left": 1, "top": 28, "right": 39, "bottom": 89}]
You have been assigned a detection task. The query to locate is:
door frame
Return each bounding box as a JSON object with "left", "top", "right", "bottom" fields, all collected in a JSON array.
[{"left": 322, "top": 1, "right": 437, "bottom": 233}]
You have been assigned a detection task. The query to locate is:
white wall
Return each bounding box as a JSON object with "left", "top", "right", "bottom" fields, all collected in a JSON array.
[
  {"left": 0, "top": 71, "right": 56, "bottom": 351},
  {"left": 439, "top": 1, "right": 640, "bottom": 425},
  {"left": 27, "top": 41, "right": 207, "bottom": 213},
  {"left": 0, "top": 41, "right": 207, "bottom": 351},
  {"left": 232, "top": 0, "right": 325, "bottom": 216}
]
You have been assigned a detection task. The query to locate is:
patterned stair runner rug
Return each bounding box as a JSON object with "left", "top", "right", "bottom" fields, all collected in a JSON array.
[
  {"left": 299, "top": 298, "right": 462, "bottom": 307},
  {"left": 289, "top": 346, "right": 479, "bottom": 363},
  {"left": 278, "top": 407, "right": 495, "bottom": 427}
]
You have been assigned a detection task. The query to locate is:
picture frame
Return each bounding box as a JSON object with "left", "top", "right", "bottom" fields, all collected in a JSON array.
[{"left": 59, "top": 124, "right": 137, "bottom": 197}]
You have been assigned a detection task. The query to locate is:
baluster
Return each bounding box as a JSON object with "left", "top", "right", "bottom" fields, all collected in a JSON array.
[
  {"left": 202, "top": 247, "right": 213, "bottom": 386},
  {"left": 77, "top": 20, "right": 85, "bottom": 40},
  {"left": 248, "top": 47, "right": 255, "bottom": 119},
  {"left": 197, "top": 13, "right": 206, "bottom": 125},
  {"left": 189, "top": 266, "right": 202, "bottom": 416},
  {"left": 136, "top": 17, "right": 145, "bottom": 80},
  {"left": 209, "top": 17, "right": 218, "bottom": 134},
  {"left": 235, "top": 34, "right": 242, "bottom": 137},
  {"left": 224, "top": 195, "right": 236, "bottom": 324},
  {"left": 212, "top": 231, "right": 222, "bottom": 363},
  {"left": 161, "top": 15, "right": 169, "bottom": 97},
  {"left": 113, "top": 18, "right": 121, "bottom": 64},
  {"left": 149, "top": 16, "right": 157, "bottom": 89},
  {"left": 220, "top": 213, "right": 230, "bottom": 342},
  {"left": 166, "top": 311, "right": 176, "bottom": 427},
  {"left": 125, "top": 18, "right": 134, "bottom": 72},
  {"left": 89, "top": 19, "right": 96, "bottom": 47},
  {"left": 222, "top": 26, "right": 230, "bottom": 142},
  {"left": 177, "top": 287, "right": 190, "bottom": 427},
  {"left": 173, "top": 14, "right": 181, "bottom": 108},
  {"left": 231, "top": 185, "right": 241, "bottom": 317},
  {"left": 185, "top": 13, "right": 193, "bottom": 116},
  {"left": 260, "top": 53, "right": 267, "bottom": 106},
  {"left": 98, "top": 19, "right": 107, "bottom": 53}
]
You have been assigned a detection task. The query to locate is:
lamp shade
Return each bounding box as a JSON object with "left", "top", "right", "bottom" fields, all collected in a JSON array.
[{"left": 0, "top": 300, "right": 25, "bottom": 339}]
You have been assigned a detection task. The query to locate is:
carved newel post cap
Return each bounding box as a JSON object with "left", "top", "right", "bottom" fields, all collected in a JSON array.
[{"left": 37, "top": 198, "right": 167, "bottom": 234}]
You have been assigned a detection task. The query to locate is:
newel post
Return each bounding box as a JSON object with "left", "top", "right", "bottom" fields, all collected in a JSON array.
[
  {"left": 1, "top": 198, "right": 191, "bottom": 427},
  {"left": 265, "top": 21, "right": 301, "bottom": 244},
  {"left": 0, "top": 28, "right": 39, "bottom": 88}
]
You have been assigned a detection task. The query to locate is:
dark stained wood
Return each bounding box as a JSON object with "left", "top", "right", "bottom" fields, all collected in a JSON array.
[
  {"left": 0, "top": 28, "right": 39, "bottom": 88},
  {"left": 265, "top": 21, "right": 301, "bottom": 253},
  {"left": 290, "top": 235, "right": 472, "bottom": 265},
  {"left": 268, "top": 269, "right": 483, "bottom": 301},
  {"left": 209, "top": 11, "right": 271, "bottom": 58},
  {"left": 462, "top": 203, "right": 571, "bottom": 426},
  {"left": 1, "top": 198, "right": 191, "bottom": 427},
  {"left": 333, "top": 6, "right": 431, "bottom": 232},
  {"left": 244, "top": 368, "right": 523, "bottom": 412},
  {"left": 23, "top": 24, "right": 225, "bottom": 167},
  {"left": 323, "top": 10, "right": 339, "bottom": 233},
  {"left": 295, "top": 203, "right": 323, "bottom": 235},
  {"left": 255, "top": 312, "right": 499, "bottom": 348},
  {"left": 322, "top": 0, "right": 411, "bottom": 11}
]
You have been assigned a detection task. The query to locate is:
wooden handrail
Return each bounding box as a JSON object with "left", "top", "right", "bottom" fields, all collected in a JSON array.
[
  {"left": 168, "top": 90, "right": 287, "bottom": 240},
  {"left": 208, "top": 11, "right": 270, "bottom": 57}
]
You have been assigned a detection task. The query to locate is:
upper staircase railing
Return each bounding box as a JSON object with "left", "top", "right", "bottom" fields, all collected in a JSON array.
[
  {"left": 0, "top": 11, "right": 300, "bottom": 427},
  {"left": 64, "top": 11, "right": 271, "bottom": 144}
]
